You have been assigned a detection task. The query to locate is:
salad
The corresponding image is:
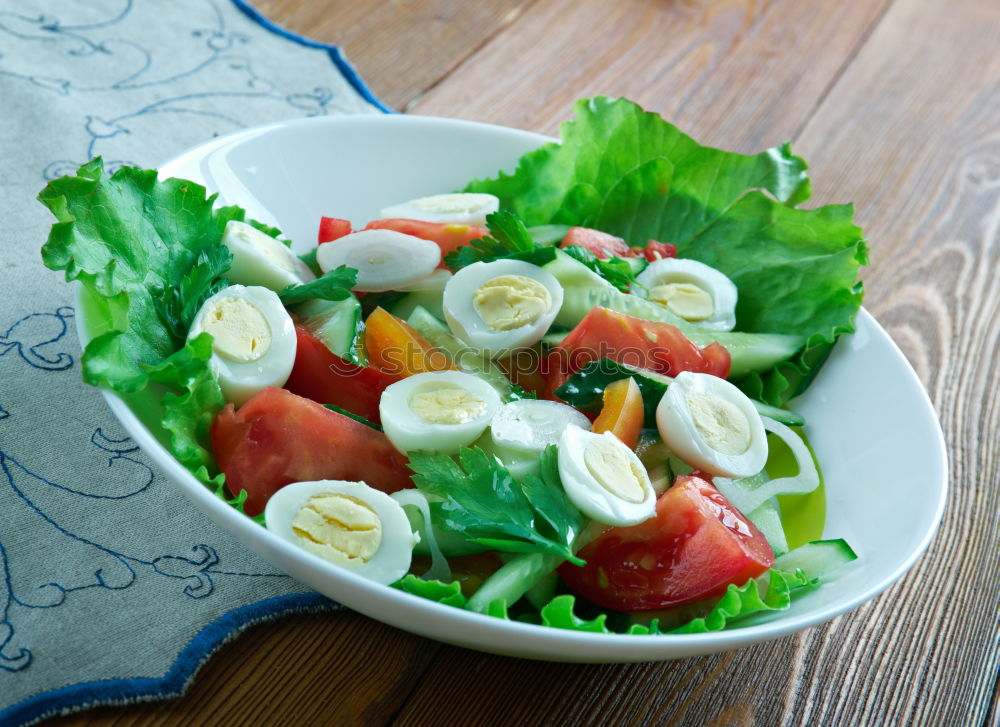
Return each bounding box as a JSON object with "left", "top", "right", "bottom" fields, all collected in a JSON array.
[{"left": 40, "top": 97, "right": 868, "bottom": 635}]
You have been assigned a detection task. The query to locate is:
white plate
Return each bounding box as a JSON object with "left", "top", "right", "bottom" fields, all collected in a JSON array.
[{"left": 77, "top": 114, "right": 947, "bottom": 662}]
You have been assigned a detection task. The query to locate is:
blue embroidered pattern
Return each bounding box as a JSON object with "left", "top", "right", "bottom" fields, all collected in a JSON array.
[
  {"left": 0, "top": 0, "right": 379, "bottom": 181},
  {"left": 0, "top": 308, "right": 294, "bottom": 674},
  {"left": 0, "top": 0, "right": 382, "bottom": 721}
]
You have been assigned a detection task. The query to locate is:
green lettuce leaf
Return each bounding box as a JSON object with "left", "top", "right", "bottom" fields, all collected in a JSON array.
[
  {"left": 464, "top": 97, "right": 867, "bottom": 404},
  {"left": 39, "top": 158, "right": 243, "bottom": 392},
  {"left": 140, "top": 333, "right": 261, "bottom": 517},
  {"left": 38, "top": 158, "right": 266, "bottom": 516},
  {"left": 666, "top": 568, "right": 816, "bottom": 634},
  {"left": 398, "top": 567, "right": 817, "bottom": 635},
  {"left": 393, "top": 575, "right": 468, "bottom": 608},
  {"left": 542, "top": 568, "right": 815, "bottom": 634}
]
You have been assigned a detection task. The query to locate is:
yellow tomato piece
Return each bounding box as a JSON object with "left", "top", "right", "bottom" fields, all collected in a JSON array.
[
  {"left": 591, "top": 377, "right": 643, "bottom": 450},
  {"left": 364, "top": 307, "right": 455, "bottom": 377}
]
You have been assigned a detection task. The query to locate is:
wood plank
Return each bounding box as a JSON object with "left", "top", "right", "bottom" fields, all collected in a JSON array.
[
  {"left": 252, "top": 0, "right": 536, "bottom": 111},
  {"left": 409, "top": 0, "right": 894, "bottom": 150},
  {"left": 781, "top": 0, "right": 1000, "bottom": 722},
  {"left": 46, "top": 611, "right": 441, "bottom": 726},
  {"left": 392, "top": 641, "right": 796, "bottom": 726},
  {"left": 394, "top": 0, "right": 1000, "bottom": 725}
]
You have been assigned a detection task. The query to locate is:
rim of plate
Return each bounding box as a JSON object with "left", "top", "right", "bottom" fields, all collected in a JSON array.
[{"left": 78, "top": 113, "right": 947, "bottom": 661}]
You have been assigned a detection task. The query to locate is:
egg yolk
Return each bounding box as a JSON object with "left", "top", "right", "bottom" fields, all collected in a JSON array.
[
  {"left": 202, "top": 296, "right": 272, "bottom": 363},
  {"left": 409, "top": 384, "right": 487, "bottom": 425},
  {"left": 648, "top": 281, "right": 714, "bottom": 321},
  {"left": 472, "top": 274, "right": 552, "bottom": 331},
  {"left": 583, "top": 437, "right": 648, "bottom": 504},
  {"left": 686, "top": 393, "right": 751, "bottom": 455},
  {"left": 291, "top": 492, "right": 383, "bottom": 566}
]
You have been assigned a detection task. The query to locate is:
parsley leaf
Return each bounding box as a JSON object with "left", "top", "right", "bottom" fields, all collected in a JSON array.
[
  {"left": 408, "top": 447, "right": 583, "bottom": 563},
  {"left": 298, "top": 246, "right": 322, "bottom": 277},
  {"left": 158, "top": 245, "right": 233, "bottom": 340},
  {"left": 561, "top": 245, "right": 641, "bottom": 293},
  {"left": 277, "top": 264, "right": 358, "bottom": 306},
  {"left": 519, "top": 446, "right": 584, "bottom": 552},
  {"left": 444, "top": 210, "right": 555, "bottom": 271}
]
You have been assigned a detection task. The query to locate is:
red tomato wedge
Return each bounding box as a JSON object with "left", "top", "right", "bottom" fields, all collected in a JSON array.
[
  {"left": 318, "top": 216, "right": 352, "bottom": 244},
  {"left": 559, "top": 475, "right": 774, "bottom": 611},
  {"left": 212, "top": 387, "right": 412, "bottom": 516},
  {"left": 560, "top": 227, "right": 632, "bottom": 259},
  {"left": 283, "top": 326, "right": 400, "bottom": 423},
  {"left": 632, "top": 240, "right": 677, "bottom": 261},
  {"left": 364, "top": 218, "right": 488, "bottom": 259},
  {"left": 543, "top": 307, "right": 731, "bottom": 396}
]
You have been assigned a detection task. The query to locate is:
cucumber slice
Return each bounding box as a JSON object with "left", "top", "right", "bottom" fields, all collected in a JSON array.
[
  {"left": 695, "top": 331, "right": 807, "bottom": 379},
  {"left": 752, "top": 401, "right": 804, "bottom": 427},
  {"left": 389, "top": 288, "right": 446, "bottom": 321},
  {"left": 540, "top": 331, "right": 568, "bottom": 347},
  {"left": 406, "top": 306, "right": 514, "bottom": 399},
  {"left": 526, "top": 224, "right": 570, "bottom": 246},
  {"left": 773, "top": 538, "right": 857, "bottom": 578},
  {"left": 746, "top": 499, "right": 789, "bottom": 556},
  {"left": 294, "top": 296, "right": 361, "bottom": 359}
]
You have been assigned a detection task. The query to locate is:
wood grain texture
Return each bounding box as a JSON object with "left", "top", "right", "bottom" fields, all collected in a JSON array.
[
  {"left": 391, "top": 643, "right": 792, "bottom": 726},
  {"left": 252, "top": 0, "right": 536, "bottom": 111},
  {"left": 409, "top": 0, "right": 895, "bottom": 151},
  {"left": 786, "top": 0, "right": 1000, "bottom": 723},
  {"left": 44, "top": 0, "right": 1000, "bottom": 725},
  {"left": 45, "top": 612, "right": 440, "bottom": 726}
]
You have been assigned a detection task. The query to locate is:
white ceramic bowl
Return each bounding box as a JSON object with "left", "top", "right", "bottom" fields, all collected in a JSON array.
[{"left": 77, "top": 114, "right": 947, "bottom": 662}]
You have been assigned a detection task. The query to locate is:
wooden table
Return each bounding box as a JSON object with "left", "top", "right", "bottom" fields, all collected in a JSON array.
[{"left": 52, "top": 0, "right": 998, "bottom": 724}]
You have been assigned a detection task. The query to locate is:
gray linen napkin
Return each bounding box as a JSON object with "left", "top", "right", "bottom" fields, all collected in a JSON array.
[{"left": 0, "top": 1, "right": 384, "bottom": 723}]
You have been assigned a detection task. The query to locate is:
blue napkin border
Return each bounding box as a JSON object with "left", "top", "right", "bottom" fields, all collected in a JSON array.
[
  {"left": 1, "top": 593, "right": 335, "bottom": 726},
  {"left": 232, "top": 0, "right": 394, "bottom": 114},
  {"left": 3, "top": 3, "right": 390, "bottom": 724}
]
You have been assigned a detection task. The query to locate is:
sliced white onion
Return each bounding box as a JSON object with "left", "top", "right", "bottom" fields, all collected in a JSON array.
[
  {"left": 490, "top": 399, "right": 591, "bottom": 458},
  {"left": 316, "top": 229, "right": 440, "bottom": 292},
  {"left": 394, "top": 268, "right": 453, "bottom": 292},
  {"left": 714, "top": 416, "right": 820, "bottom": 516},
  {"left": 391, "top": 488, "right": 450, "bottom": 583}
]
